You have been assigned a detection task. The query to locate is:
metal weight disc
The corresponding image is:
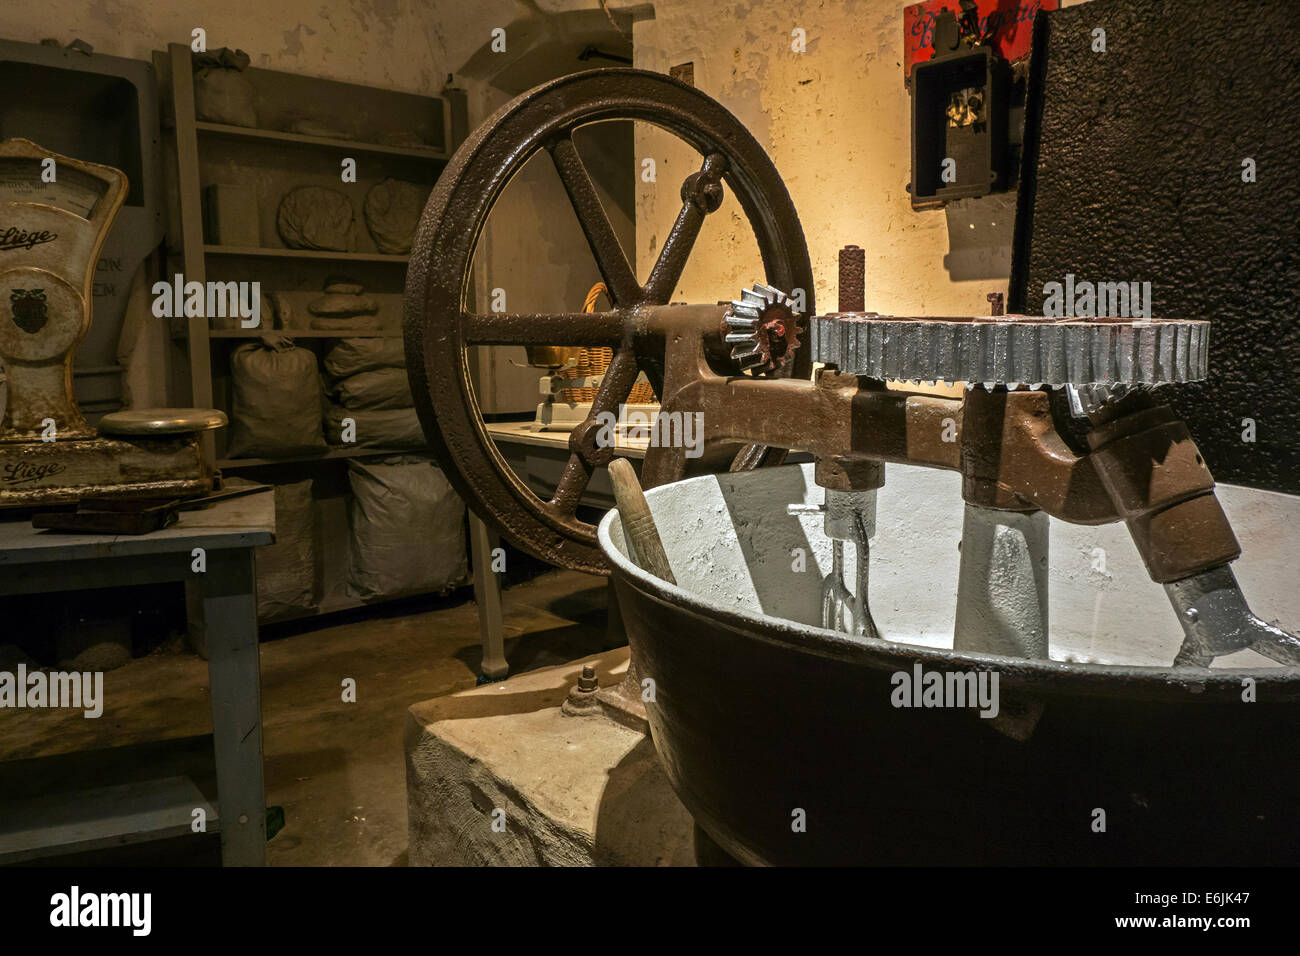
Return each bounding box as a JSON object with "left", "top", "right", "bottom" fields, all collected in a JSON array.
[
  {"left": 98, "top": 407, "right": 228, "bottom": 435},
  {"left": 405, "top": 69, "right": 814, "bottom": 574}
]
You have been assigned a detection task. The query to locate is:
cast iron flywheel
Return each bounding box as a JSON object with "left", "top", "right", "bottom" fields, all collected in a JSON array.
[{"left": 405, "top": 68, "right": 814, "bottom": 575}]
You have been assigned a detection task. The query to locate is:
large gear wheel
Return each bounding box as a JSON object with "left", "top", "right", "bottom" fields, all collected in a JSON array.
[
  {"left": 724, "top": 283, "right": 803, "bottom": 375},
  {"left": 809, "top": 313, "right": 1209, "bottom": 386}
]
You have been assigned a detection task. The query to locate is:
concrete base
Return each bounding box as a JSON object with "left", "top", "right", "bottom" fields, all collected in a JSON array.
[{"left": 405, "top": 647, "right": 695, "bottom": 866}]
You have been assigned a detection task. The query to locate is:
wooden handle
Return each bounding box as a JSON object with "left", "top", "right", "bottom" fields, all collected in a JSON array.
[{"left": 607, "top": 457, "right": 676, "bottom": 585}]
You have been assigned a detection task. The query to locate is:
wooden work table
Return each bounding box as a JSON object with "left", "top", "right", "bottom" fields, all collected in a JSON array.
[{"left": 0, "top": 489, "right": 275, "bottom": 866}]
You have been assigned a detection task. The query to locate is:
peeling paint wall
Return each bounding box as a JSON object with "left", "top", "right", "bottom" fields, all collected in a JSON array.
[
  {"left": 0, "top": 0, "right": 471, "bottom": 98},
  {"left": 632, "top": 0, "right": 1025, "bottom": 316}
]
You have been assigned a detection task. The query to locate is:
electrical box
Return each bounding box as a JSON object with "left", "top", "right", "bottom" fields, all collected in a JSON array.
[{"left": 904, "top": 0, "right": 1057, "bottom": 209}]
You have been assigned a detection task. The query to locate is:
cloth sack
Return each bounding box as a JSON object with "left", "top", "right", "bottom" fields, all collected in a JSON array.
[
  {"left": 227, "top": 335, "right": 326, "bottom": 458},
  {"left": 346, "top": 456, "right": 467, "bottom": 601},
  {"left": 193, "top": 48, "right": 257, "bottom": 127},
  {"left": 324, "top": 337, "right": 405, "bottom": 378},
  {"left": 333, "top": 367, "right": 413, "bottom": 410},
  {"left": 324, "top": 403, "right": 424, "bottom": 449},
  {"left": 256, "top": 479, "right": 318, "bottom": 621}
]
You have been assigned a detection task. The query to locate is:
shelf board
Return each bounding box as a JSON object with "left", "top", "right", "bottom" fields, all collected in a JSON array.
[
  {"left": 195, "top": 120, "right": 451, "bottom": 162},
  {"left": 0, "top": 775, "right": 217, "bottom": 864},
  {"left": 218, "top": 445, "right": 423, "bottom": 469},
  {"left": 204, "top": 244, "right": 408, "bottom": 264},
  {"left": 207, "top": 328, "right": 396, "bottom": 339}
]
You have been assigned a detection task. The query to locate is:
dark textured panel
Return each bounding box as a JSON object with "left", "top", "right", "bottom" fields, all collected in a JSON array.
[{"left": 1009, "top": 0, "right": 1299, "bottom": 493}]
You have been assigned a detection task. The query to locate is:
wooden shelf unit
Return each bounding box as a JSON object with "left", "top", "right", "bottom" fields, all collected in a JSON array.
[
  {"left": 155, "top": 41, "right": 465, "bottom": 465},
  {"left": 154, "top": 43, "right": 469, "bottom": 622}
]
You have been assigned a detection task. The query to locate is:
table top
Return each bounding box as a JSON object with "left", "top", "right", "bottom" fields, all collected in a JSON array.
[
  {"left": 487, "top": 420, "right": 648, "bottom": 459},
  {"left": 0, "top": 488, "right": 275, "bottom": 565}
]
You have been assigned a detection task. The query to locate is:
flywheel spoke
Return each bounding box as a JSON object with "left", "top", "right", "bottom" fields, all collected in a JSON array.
[
  {"left": 460, "top": 310, "right": 624, "bottom": 346},
  {"left": 642, "top": 153, "right": 728, "bottom": 304},
  {"left": 548, "top": 347, "right": 641, "bottom": 515},
  {"left": 549, "top": 134, "right": 642, "bottom": 306},
  {"left": 548, "top": 452, "right": 594, "bottom": 516}
]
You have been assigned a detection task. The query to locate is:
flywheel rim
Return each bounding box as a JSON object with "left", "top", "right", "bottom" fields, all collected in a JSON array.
[{"left": 405, "top": 68, "right": 813, "bottom": 574}]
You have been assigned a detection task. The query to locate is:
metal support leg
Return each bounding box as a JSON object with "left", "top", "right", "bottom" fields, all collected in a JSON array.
[
  {"left": 201, "top": 548, "right": 267, "bottom": 866},
  {"left": 790, "top": 488, "right": 881, "bottom": 639},
  {"left": 469, "top": 511, "right": 508, "bottom": 682},
  {"left": 954, "top": 505, "right": 1050, "bottom": 659},
  {"left": 604, "top": 578, "right": 627, "bottom": 650}
]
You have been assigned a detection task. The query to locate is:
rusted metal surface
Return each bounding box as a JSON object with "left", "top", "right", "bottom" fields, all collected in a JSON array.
[
  {"left": 813, "top": 453, "right": 884, "bottom": 492},
  {"left": 641, "top": 361, "right": 1124, "bottom": 530},
  {"left": 837, "top": 244, "right": 866, "bottom": 313},
  {"left": 722, "top": 283, "right": 801, "bottom": 375},
  {"left": 1087, "top": 402, "right": 1241, "bottom": 582},
  {"left": 405, "top": 69, "right": 814, "bottom": 575},
  {"left": 0, "top": 436, "right": 212, "bottom": 507},
  {"left": 959, "top": 386, "right": 1118, "bottom": 521}
]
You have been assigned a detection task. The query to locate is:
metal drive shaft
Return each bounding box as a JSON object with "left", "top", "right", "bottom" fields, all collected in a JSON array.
[{"left": 791, "top": 488, "right": 881, "bottom": 640}]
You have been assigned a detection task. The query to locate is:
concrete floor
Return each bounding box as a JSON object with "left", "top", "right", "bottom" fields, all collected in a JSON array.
[{"left": 0, "top": 569, "right": 610, "bottom": 866}]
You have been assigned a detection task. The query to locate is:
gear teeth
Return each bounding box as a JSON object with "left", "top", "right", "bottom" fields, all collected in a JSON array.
[
  {"left": 810, "top": 314, "right": 1209, "bottom": 386},
  {"left": 724, "top": 281, "right": 802, "bottom": 376}
]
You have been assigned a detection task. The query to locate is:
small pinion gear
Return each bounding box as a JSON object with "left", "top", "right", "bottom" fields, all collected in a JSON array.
[{"left": 723, "top": 283, "right": 802, "bottom": 375}]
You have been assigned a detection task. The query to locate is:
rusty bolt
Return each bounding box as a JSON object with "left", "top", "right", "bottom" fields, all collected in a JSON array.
[
  {"left": 569, "top": 418, "right": 615, "bottom": 468},
  {"left": 681, "top": 169, "right": 724, "bottom": 213},
  {"left": 987, "top": 292, "right": 1005, "bottom": 316},
  {"left": 562, "top": 663, "right": 601, "bottom": 717},
  {"left": 838, "top": 245, "right": 866, "bottom": 313}
]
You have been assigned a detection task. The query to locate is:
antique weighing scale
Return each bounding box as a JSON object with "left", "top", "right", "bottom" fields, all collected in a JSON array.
[{"left": 0, "top": 138, "right": 220, "bottom": 508}]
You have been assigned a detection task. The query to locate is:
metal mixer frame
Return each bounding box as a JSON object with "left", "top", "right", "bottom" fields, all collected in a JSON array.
[{"left": 405, "top": 69, "right": 1299, "bottom": 669}]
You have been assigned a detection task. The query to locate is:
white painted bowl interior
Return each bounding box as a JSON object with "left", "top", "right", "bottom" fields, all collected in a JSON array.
[{"left": 601, "top": 462, "right": 1300, "bottom": 669}]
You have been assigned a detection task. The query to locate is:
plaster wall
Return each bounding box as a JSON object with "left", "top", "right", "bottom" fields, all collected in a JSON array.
[
  {"left": 0, "top": 0, "right": 485, "bottom": 99},
  {"left": 630, "top": 0, "right": 1087, "bottom": 315}
]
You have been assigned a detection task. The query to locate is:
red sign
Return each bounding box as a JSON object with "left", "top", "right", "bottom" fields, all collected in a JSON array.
[{"left": 904, "top": 0, "right": 1059, "bottom": 78}]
